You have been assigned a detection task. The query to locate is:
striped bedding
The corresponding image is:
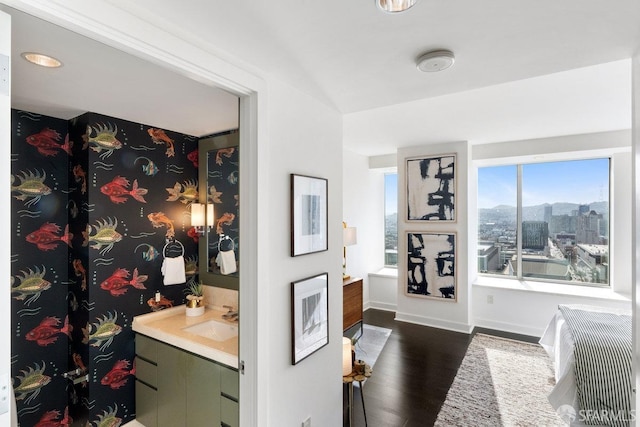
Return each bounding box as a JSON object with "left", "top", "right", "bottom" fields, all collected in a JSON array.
[{"left": 557, "top": 305, "right": 632, "bottom": 426}]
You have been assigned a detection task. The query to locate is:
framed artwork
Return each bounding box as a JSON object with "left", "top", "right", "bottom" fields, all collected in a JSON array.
[
  {"left": 291, "top": 174, "right": 328, "bottom": 256},
  {"left": 291, "top": 273, "right": 329, "bottom": 364},
  {"left": 406, "top": 232, "right": 456, "bottom": 301},
  {"left": 406, "top": 154, "right": 456, "bottom": 221}
]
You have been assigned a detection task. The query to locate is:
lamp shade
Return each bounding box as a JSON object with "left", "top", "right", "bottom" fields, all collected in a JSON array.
[
  {"left": 343, "top": 227, "right": 357, "bottom": 247},
  {"left": 191, "top": 203, "right": 205, "bottom": 227},
  {"left": 342, "top": 337, "right": 352, "bottom": 376},
  {"left": 206, "top": 203, "right": 214, "bottom": 227}
]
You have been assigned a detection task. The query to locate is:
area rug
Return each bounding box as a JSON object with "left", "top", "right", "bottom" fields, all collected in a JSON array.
[
  {"left": 353, "top": 324, "right": 392, "bottom": 370},
  {"left": 434, "top": 333, "right": 564, "bottom": 427}
]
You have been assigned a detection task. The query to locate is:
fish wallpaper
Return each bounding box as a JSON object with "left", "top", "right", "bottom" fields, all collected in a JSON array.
[{"left": 11, "top": 109, "right": 206, "bottom": 426}]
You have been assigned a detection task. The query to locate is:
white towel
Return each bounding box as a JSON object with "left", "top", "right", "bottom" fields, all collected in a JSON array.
[
  {"left": 216, "top": 250, "right": 237, "bottom": 275},
  {"left": 161, "top": 256, "right": 186, "bottom": 285}
]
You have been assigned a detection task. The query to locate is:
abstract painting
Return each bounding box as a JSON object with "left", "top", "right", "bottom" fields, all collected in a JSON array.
[
  {"left": 407, "top": 154, "right": 455, "bottom": 221},
  {"left": 407, "top": 232, "right": 456, "bottom": 301},
  {"left": 291, "top": 273, "right": 329, "bottom": 364}
]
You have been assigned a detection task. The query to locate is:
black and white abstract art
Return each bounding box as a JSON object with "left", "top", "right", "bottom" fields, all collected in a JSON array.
[
  {"left": 406, "top": 155, "right": 455, "bottom": 221},
  {"left": 291, "top": 273, "right": 329, "bottom": 364},
  {"left": 407, "top": 232, "right": 456, "bottom": 301}
]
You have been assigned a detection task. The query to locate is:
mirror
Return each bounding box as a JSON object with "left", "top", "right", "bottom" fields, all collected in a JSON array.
[{"left": 198, "top": 131, "right": 240, "bottom": 289}]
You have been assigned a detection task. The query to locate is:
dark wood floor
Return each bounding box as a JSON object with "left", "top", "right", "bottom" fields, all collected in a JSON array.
[{"left": 347, "top": 309, "right": 536, "bottom": 427}]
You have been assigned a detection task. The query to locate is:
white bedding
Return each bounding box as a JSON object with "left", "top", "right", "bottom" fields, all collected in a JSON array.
[{"left": 539, "top": 304, "right": 632, "bottom": 420}]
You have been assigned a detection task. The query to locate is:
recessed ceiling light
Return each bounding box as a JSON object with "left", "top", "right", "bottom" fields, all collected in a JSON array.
[
  {"left": 377, "top": 0, "right": 417, "bottom": 13},
  {"left": 416, "top": 50, "right": 455, "bottom": 72},
  {"left": 21, "top": 52, "right": 62, "bottom": 68}
]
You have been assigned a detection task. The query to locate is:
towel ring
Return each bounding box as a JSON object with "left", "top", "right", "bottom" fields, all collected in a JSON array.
[
  {"left": 218, "top": 234, "right": 235, "bottom": 252},
  {"left": 163, "top": 239, "right": 184, "bottom": 258}
]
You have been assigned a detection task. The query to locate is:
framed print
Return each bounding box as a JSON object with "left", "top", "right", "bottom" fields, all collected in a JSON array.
[
  {"left": 406, "top": 154, "right": 456, "bottom": 221},
  {"left": 291, "top": 174, "right": 328, "bottom": 256},
  {"left": 291, "top": 273, "right": 329, "bottom": 364},
  {"left": 406, "top": 232, "right": 456, "bottom": 301}
]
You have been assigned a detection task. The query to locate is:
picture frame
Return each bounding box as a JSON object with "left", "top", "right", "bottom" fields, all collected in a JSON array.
[
  {"left": 291, "top": 273, "right": 329, "bottom": 365},
  {"left": 406, "top": 232, "right": 457, "bottom": 301},
  {"left": 406, "top": 154, "right": 456, "bottom": 222},
  {"left": 291, "top": 174, "right": 328, "bottom": 256}
]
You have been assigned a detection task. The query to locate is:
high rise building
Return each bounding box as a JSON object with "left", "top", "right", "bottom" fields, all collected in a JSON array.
[
  {"left": 576, "top": 210, "right": 602, "bottom": 244},
  {"left": 522, "top": 221, "right": 549, "bottom": 250}
]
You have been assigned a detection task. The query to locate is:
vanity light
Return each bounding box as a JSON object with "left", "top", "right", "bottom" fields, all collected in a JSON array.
[
  {"left": 206, "top": 203, "right": 214, "bottom": 229},
  {"left": 191, "top": 203, "right": 206, "bottom": 235},
  {"left": 21, "top": 52, "right": 62, "bottom": 68}
]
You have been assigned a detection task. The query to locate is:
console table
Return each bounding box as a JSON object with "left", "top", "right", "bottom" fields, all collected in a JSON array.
[{"left": 343, "top": 277, "right": 363, "bottom": 333}]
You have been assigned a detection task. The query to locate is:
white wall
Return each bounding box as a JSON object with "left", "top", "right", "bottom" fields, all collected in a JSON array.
[
  {"left": 396, "top": 141, "right": 471, "bottom": 333},
  {"left": 631, "top": 50, "right": 640, "bottom": 417},
  {"left": 266, "top": 79, "right": 343, "bottom": 427},
  {"left": 343, "top": 149, "right": 385, "bottom": 307}
]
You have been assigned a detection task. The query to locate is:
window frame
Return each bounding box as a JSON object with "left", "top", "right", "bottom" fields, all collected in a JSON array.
[{"left": 477, "top": 157, "right": 611, "bottom": 288}]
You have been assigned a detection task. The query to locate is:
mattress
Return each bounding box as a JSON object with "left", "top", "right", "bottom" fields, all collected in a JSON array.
[{"left": 539, "top": 304, "right": 632, "bottom": 425}]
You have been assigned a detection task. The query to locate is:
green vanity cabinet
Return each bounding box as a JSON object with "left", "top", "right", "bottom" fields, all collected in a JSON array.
[{"left": 135, "top": 334, "right": 239, "bottom": 427}]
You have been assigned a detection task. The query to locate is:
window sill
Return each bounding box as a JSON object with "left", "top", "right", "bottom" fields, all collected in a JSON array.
[
  {"left": 473, "top": 276, "right": 630, "bottom": 302},
  {"left": 369, "top": 267, "right": 398, "bottom": 279}
]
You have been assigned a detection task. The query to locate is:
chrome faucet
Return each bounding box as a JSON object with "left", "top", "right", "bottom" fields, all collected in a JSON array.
[{"left": 222, "top": 305, "right": 238, "bottom": 321}]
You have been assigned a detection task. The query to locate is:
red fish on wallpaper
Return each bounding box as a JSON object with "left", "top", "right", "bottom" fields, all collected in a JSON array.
[
  {"left": 215, "top": 147, "right": 235, "bottom": 165},
  {"left": 100, "top": 268, "right": 148, "bottom": 297},
  {"left": 72, "top": 259, "right": 87, "bottom": 291},
  {"left": 101, "top": 359, "right": 135, "bottom": 390},
  {"left": 34, "top": 407, "right": 71, "bottom": 427},
  {"left": 147, "top": 295, "right": 173, "bottom": 311},
  {"left": 26, "top": 128, "right": 73, "bottom": 157},
  {"left": 187, "top": 227, "right": 199, "bottom": 243},
  {"left": 72, "top": 164, "right": 87, "bottom": 194},
  {"left": 187, "top": 148, "right": 199, "bottom": 168},
  {"left": 148, "top": 128, "right": 175, "bottom": 157},
  {"left": 26, "top": 315, "right": 72, "bottom": 346},
  {"left": 100, "top": 176, "right": 148, "bottom": 204},
  {"left": 26, "top": 223, "right": 73, "bottom": 251}
]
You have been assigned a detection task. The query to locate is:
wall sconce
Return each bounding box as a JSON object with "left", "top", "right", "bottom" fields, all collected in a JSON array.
[
  {"left": 192, "top": 203, "right": 206, "bottom": 235},
  {"left": 343, "top": 222, "right": 358, "bottom": 281},
  {"left": 191, "top": 203, "right": 214, "bottom": 236}
]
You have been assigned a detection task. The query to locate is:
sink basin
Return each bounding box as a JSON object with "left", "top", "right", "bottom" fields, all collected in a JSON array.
[{"left": 183, "top": 319, "right": 238, "bottom": 342}]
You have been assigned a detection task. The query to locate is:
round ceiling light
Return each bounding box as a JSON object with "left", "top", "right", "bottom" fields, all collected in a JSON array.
[
  {"left": 416, "top": 50, "right": 455, "bottom": 72},
  {"left": 377, "top": 0, "right": 417, "bottom": 13},
  {"left": 21, "top": 52, "right": 62, "bottom": 68}
]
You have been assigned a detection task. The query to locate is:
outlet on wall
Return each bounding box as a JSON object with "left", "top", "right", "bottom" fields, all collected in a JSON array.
[
  {"left": 487, "top": 295, "right": 494, "bottom": 304},
  {"left": 302, "top": 416, "right": 311, "bottom": 427}
]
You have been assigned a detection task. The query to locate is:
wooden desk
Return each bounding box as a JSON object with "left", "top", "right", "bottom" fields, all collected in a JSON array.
[{"left": 343, "top": 277, "right": 363, "bottom": 332}]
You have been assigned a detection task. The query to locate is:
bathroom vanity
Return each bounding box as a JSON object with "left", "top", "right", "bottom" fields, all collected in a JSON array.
[{"left": 133, "top": 306, "right": 239, "bottom": 427}]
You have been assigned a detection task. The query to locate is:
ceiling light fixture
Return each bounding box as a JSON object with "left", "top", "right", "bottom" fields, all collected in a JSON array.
[
  {"left": 21, "top": 52, "right": 62, "bottom": 68},
  {"left": 416, "top": 50, "right": 455, "bottom": 72},
  {"left": 377, "top": 0, "right": 417, "bottom": 13}
]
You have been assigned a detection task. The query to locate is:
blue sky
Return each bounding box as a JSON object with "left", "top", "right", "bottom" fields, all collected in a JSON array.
[
  {"left": 385, "top": 173, "right": 397, "bottom": 214},
  {"left": 478, "top": 158, "right": 609, "bottom": 209}
]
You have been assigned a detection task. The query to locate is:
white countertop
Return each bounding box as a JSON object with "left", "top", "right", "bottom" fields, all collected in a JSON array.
[{"left": 132, "top": 305, "right": 238, "bottom": 369}]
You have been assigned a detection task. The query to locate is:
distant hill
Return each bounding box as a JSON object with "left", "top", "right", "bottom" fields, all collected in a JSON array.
[{"left": 480, "top": 201, "right": 608, "bottom": 221}]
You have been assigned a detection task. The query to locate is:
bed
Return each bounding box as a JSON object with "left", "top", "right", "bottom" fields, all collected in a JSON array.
[{"left": 539, "top": 304, "right": 633, "bottom": 426}]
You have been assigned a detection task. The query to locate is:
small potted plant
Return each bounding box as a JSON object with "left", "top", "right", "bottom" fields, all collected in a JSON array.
[{"left": 185, "top": 281, "right": 205, "bottom": 317}]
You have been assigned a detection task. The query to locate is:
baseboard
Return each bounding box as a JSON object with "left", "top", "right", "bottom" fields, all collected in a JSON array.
[
  {"left": 366, "top": 301, "right": 396, "bottom": 312},
  {"left": 473, "top": 317, "right": 544, "bottom": 338},
  {"left": 394, "top": 311, "right": 473, "bottom": 334}
]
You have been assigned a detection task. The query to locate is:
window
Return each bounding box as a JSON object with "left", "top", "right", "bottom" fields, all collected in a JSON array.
[
  {"left": 385, "top": 173, "right": 398, "bottom": 267},
  {"left": 477, "top": 158, "right": 610, "bottom": 286}
]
